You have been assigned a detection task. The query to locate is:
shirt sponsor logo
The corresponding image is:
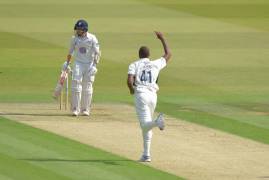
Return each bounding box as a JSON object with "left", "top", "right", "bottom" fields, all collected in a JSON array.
[{"left": 79, "top": 47, "right": 87, "bottom": 54}]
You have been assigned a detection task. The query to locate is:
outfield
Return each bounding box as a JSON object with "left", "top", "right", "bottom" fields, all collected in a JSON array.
[{"left": 1, "top": 0, "right": 269, "bottom": 179}]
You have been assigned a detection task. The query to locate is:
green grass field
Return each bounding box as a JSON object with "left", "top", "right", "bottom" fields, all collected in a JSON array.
[
  {"left": 0, "top": 116, "right": 182, "bottom": 180},
  {"left": 1, "top": 0, "right": 269, "bottom": 179}
]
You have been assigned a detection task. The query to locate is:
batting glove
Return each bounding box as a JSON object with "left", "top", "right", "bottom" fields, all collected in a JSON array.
[
  {"left": 62, "top": 61, "right": 70, "bottom": 71},
  {"left": 89, "top": 66, "right": 98, "bottom": 75}
]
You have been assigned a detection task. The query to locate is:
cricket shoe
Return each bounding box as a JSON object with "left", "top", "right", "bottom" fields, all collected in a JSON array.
[
  {"left": 155, "top": 113, "right": 165, "bottom": 130},
  {"left": 72, "top": 110, "right": 79, "bottom": 117},
  {"left": 139, "top": 155, "right": 151, "bottom": 162},
  {"left": 81, "top": 110, "right": 90, "bottom": 116}
]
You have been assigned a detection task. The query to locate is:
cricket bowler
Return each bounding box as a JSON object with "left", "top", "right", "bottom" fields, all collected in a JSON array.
[{"left": 127, "top": 31, "right": 172, "bottom": 162}]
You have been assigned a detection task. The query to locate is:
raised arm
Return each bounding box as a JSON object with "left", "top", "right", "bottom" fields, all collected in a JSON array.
[{"left": 155, "top": 31, "right": 172, "bottom": 63}]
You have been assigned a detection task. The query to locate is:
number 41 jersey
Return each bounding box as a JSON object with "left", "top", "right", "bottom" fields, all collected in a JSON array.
[{"left": 128, "top": 57, "right": 166, "bottom": 93}]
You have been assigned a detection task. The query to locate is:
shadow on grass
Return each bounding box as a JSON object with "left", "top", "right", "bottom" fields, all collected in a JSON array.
[
  {"left": 0, "top": 112, "right": 70, "bottom": 117},
  {"left": 20, "top": 158, "right": 132, "bottom": 166},
  {"left": 0, "top": 112, "right": 136, "bottom": 123}
]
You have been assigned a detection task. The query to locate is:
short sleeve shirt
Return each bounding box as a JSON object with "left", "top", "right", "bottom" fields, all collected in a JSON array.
[
  {"left": 128, "top": 57, "right": 166, "bottom": 93},
  {"left": 69, "top": 32, "right": 100, "bottom": 64}
]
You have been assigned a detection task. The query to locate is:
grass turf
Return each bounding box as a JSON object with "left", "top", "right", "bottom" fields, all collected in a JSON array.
[
  {"left": 0, "top": 116, "right": 183, "bottom": 180},
  {"left": 1, "top": 0, "right": 269, "bottom": 178},
  {"left": 0, "top": 0, "right": 269, "bottom": 146}
]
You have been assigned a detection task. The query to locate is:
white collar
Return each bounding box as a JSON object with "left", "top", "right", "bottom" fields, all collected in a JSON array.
[{"left": 140, "top": 58, "right": 150, "bottom": 62}]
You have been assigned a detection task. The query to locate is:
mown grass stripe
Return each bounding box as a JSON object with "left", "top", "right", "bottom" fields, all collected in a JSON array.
[
  {"left": 157, "top": 102, "right": 269, "bottom": 144},
  {"left": 0, "top": 116, "right": 183, "bottom": 180},
  {"left": 0, "top": 152, "right": 69, "bottom": 180}
]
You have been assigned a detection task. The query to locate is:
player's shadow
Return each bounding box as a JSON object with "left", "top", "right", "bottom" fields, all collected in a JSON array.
[
  {"left": 20, "top": 158, "right": 132, "bottom": 166},
  {"left": 0, "top": 112, "right": 71, "bottom": 117}
]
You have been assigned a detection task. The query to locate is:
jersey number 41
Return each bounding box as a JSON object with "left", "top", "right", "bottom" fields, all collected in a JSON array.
[{"left": 140, "top": 70, "right": 152, "bottom": 83}]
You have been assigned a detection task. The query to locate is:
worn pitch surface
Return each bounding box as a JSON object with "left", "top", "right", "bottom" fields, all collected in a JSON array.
[{"left": 1, "top": 103, "right": 269, "bottom": 180}]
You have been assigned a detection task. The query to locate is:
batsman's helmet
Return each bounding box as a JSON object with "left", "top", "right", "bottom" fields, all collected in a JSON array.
[{"left": 74, "top": 19, "right": 88, "bottom": 32}]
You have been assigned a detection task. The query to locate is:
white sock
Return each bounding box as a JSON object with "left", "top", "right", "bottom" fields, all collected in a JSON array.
[{"left": 143, "top": 130, "right": 152, "bottom": 157}]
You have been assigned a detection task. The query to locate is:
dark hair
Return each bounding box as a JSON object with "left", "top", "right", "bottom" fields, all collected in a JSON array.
[{"left": 139, "top": 46, "right": 150, "bottom": 58}]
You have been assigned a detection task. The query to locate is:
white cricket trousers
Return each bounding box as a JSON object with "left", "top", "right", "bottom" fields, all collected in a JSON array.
[
  {"left": 135, "top": 91, "right": 157, "bottom": 157},
  {"left": 71, "top": 61, "right": 95, "bottom": 114}
]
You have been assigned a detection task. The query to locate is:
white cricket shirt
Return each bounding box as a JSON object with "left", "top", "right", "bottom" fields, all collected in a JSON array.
[
  {"left": 128, "top": 57, "right": 166, "bottom": 93},
  {"left": 69, "top": 32, "right": 100, "bottom": 64}
]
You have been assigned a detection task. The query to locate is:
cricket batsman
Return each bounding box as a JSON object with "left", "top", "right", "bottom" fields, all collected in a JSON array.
[
  {"left": 127, "top": 31, "right": 171, "bottom": 162},
  {"left": 62, "top": 19, "right": 101, "bottom": 116}
]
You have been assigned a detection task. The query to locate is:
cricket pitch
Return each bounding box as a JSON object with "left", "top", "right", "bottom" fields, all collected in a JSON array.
[{"left": 0, "top": 103, "right": 269, "bottom": 180}]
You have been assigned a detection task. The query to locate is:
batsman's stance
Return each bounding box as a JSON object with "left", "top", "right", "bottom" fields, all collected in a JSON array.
[
  {"left": 63, "top": 19, "right": 101, "bottom": 116},
  {"left": 127, "top": 31, "right": 171, "bottom": 162}
]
